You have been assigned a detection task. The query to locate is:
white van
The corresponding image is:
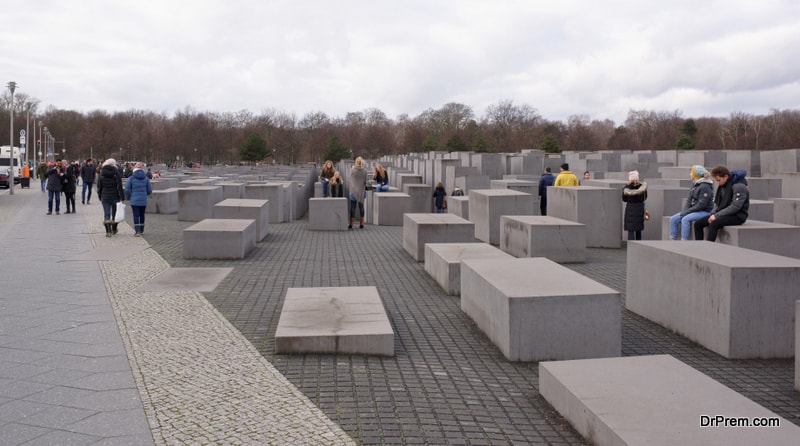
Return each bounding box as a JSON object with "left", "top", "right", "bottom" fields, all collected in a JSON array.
[{"left": 0, "top": 146, "right": 23, "bottom": 184}]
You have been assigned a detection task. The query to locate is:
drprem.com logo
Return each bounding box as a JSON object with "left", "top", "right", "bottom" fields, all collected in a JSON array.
[{"left": 700, "top": 415, "right": 781, "bottom": 427}]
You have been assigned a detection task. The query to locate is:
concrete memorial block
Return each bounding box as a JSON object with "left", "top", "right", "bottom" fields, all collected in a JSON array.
[
  {"left": 547, "top": 186, "right": 622, "bottom": 248},
  {"left": 580, "top": 179, "right": 627, "bottom": 190},
  {"left": 178, "top": 186, "right": 224, "bottom": 222},
  {"left": 500, "top": 215, "right": 586, "bottom": 263},
  {"left": 773, "top": 198, "right": 800, "bottom": 226},
  {"left": 748, "top": 177, "right": 782, "bottom": 200},
  {"left": 660, "top": 216, "right": 699, "bottom": 240},
  {"left": 637, "top": 185, "right": 686, "bottom": 240},
  {"left": 403, "top": 183, "right": 433, "bottom": 213},
  {"left": 627, "top": 241, "right": 800, "bottom": 358},
  {"left": 244, "top": 183, "right": 284, "bottom": 223},
  {"left": 540, "top": 354, "right": 800, "bottom": 446},
  {"left": 213, "top": 198, "right": 269, "bottom": 241},
  {"left": 716, "top": 219, "right": 800, "bottom": 259},
  {"left": 455, "top": 175, "right": 490, "bottom": 194},
  {"left": 447, "top": 195, "right": 469, "bottom": 219},
  {"left": 760, "top": 148, "right": 800, "bottom": 176},
  {"left": 747, "top": 199, "right": 774, "bottom": 222},
  {"left": 424, "top": 243, "right": 511, "bottom": 295},
  {"left": 395, "top": 173, "right": 422, "bottom": 192},
  {"left": 659, "top": 166, "right": 690, "bottom": 179},
  {"left": 461, "top": 257, "right": 621, "bottom": 361},
  {"left": 372, "top": 192, "right": 411, "bottom": 226},
  {"left": 308, "top": 197, "right": 348, "bottom": 231},
  {"left": 796, "top": 301, "right": 800, "bottom": 392},
  {"left": 769, "top": 172, "right": 800, "bottom": 198},
  {"left": 217, "top": 182, "right": 245, "bottom": 199},
  {"left": 275, "top": 286, "right": 394, "bottom": 356},
  {"left": 314, "top": 181, "right": 323, "bottom": 198},
  {"left": 468, "top": 189, "right": 534, "bottom": 246},
  {"left": 402, "top": 213, "right": 476, "bottom": 261},
  {"left": 472, "top": 153, "right": 504, "bottom": 179},
  {"left": 146, "top": 188, "right": 179, "bottom": 214},
  {"left": 180, "top": 178, "right": 217, "bottom": 187},
  {"left": 183, "top": 219, "right": 256, "bottom": 259},
  {"left": 150, "top": 177, "right": 180, "bottom": 190}
]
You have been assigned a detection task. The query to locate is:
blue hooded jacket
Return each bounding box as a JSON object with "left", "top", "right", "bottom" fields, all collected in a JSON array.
[{"left": 125, "top": 169, "right": 153, "bottom": 206}]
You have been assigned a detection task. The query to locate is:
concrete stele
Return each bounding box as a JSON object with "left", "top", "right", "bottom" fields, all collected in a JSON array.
[
  {"left": 275, "top": 286, "right": 395, "bottom": 356},
  {"left": 424, "top": 242, "right": 511, "bottom": 296},
  {"left": 540, "top": 354, "right": 800, "bottom": 446},
  {"left": 402, "top": 213, "right": 476, "bottom": 262}
]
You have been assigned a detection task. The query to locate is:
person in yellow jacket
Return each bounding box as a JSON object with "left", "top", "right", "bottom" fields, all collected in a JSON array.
[{"left": 554, "top": 163, "right": 579, "bottom": 186}]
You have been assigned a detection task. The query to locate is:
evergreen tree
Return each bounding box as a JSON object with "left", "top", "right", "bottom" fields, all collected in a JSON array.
[
  {"left": 676, "top": 133, "right": 696, "bottom": 150},
  {"left": 239, "top": 133, "right": 270, "bottom": 162},
  {"left": 445, "top": 134, "right": 469, "bottom": 152},
  {"left": 422, "top": 135, "right": 438, "bottom": 152},
  {"left": 473, "top": 135, "right": 490, "bottom": 153},
  {"left": 537, "top": 135, "right": 561, "bottom": 153}
]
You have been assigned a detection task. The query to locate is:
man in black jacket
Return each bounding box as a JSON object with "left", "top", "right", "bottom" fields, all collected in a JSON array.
[
  {"left": 80, "top": 158, "right": 97, "bottom": 204},
  {"left": 694, "top": 165, "right": 750, "bottom": 242}
]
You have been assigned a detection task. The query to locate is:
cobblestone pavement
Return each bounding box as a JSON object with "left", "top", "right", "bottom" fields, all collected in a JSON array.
[{"left": 140, "top": 208, "right": 800, "bottom": 445}]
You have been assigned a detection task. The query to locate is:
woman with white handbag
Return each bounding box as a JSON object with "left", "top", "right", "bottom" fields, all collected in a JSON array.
[{"left": 96, "top": 158, "right": 125, "bottom": 237}]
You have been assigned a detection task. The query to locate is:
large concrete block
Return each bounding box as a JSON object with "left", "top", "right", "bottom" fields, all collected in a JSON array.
[
  {"left": 796, "top": 301, "right": 800, "bottom": 392},
  {"left": 403, "top": 183, "right": 433, "bottom": 213},
  {"left": 275, "top": 287, "right": 394, "bottom": 356},
  {"left": 150, "top": 177, "right": 180, "bottom": 190},
  {"left": 213, "top": 198, "right": 269, "bottom": 241},
  {"left": 472, "top": 153, "right": 504, "bottom": 179},
  {"left": 217, "top": 182, "right": 245, "bottom": 199},
  {"left": 626, "top": 241, "right": 800, "bottom": 358},
  {"left": 716, "top": 219, "right": 800, "bottom": 258},
  {"left": 402, "top": 213, "right": 476, "bottom": 261},
  {"left": 372, "top": 192, "right": 411, "bottom": 226},
  {"left": 468, "top": 189, "right": 535, "bottom": 246},
  {"left": 540, "top": 354, "right": 800, "bottom": 446},
  {"left": 178, "top": 186, "right": 224, "bottom": 222},
  {"left": 146, "top": 188, "right": 179, "bottom": 214},
  {"left": 244, "top": 183, "right": 285, "bottom": 223},
  {"left": 637, "top": 185, "right": 687, "bottom": 240},
  {"left": 747, "top": 199, "right": 774, "bottom": 222},
  {"left": 308, "top": 197, "right": 349, "bottom": 231},
  {"left": 547, "top": 186, "right": 623, "bottom": 248},
  {"left": 500, "top": 216, "right": 586, "bottom": 263},
  {"left": 773, "top": 198, "right": 800, "bottom": 226},
  {"left": 748, "top": 177, "right": 782, "bottom": 200},
  {"left": 447, "top": 195, "right": 469, "bottom": 219},
  {"left": 461, "top": 258, "right": 621, "bottom": 361},
  {"left": 183, "top": 219, "right": 256, "bottom": 259},
  {"left": 395, "top": 173, "right": 422, "bottom": 192},
  {"left": 455, "top": 175, "right": 490, "bottom": 194},
  {"left": 424, "top": 243, "right": 511, "bottom": 295}
]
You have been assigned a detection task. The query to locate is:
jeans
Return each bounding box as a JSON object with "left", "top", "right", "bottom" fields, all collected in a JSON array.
[
  {"left": 321, "top": 179, "right": 329, "bottom": 197},
  {"left": 348, "top": 199, "right": 364, "bottom": 218},
  {"left": 375, "top": 184, "right": 390, "bottom": 192},
  {"left": 669, "top": 211, "right": 710, "bottom": 240},
  {"left": 82, "top": 181, "right": 93, "bottom": 202},
  {"left": 47, "top": 190, "right": 61, "bottom": 213},
  {"left": 102, "top": 200, "right": 117, "bottom": 222},
  {"left": 132, "top": 205, "right": 146, "bottom": 233}
]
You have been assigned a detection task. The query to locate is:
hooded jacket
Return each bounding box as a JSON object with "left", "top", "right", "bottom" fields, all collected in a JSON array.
[
  {"left": 125, "top": 169, "right": 153, "bottom": 206},
  {"left": 554, "top": 170, "right": 579, "bottom": 186},
  {"left": 97, "top": 164, "right": 124, "bottom": 202},
  {"left": 712, "top": 169, "right": 749, "bottom": 220},
  {"left": 680, "top": 177, "right": 714, "bottom": 216}
]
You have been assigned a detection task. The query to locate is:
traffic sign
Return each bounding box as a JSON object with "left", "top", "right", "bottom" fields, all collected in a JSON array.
[{"left": 20, "top": 129, "right": 26, "bottom": 136}]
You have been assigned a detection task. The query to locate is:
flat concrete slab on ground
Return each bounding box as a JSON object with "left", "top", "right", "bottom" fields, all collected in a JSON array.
[
  {"left": 136, "top": 267, "right": 234, "bottom": 292},
  {"left": 275, "top": 286, "right": 395, "bottom": 356},
  {"left": 66, "top": 245, "right": 148, "bottom": 261}
]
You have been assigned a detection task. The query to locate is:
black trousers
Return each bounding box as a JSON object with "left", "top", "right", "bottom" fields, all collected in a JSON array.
[
  {"left": 539, "top": 197, "right": 547, "bottom": 216},
  {"left": 694, "top": 214, "right": 745, "bottom": 241}
]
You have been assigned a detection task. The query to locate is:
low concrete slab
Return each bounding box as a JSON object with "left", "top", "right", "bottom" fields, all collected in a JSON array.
[
  {"left": 403, "top": 213, "right": 476, "bottom": 261},
  {"left": 136, "top": 267, "right": 234, "bottom": 292},
  {"left": 183, "top": 218, "right": 256, "bottom": 259},
  {"left": 308, "top": 197, "right": 349, "bottom": 231},
  {"left": 373, "top": 192, "right": 411, "bottom": 226},
  {"left": 178, "top": 186, "right": 224, "bottom": 222},
  {"left": 275, "top": 286, "right": 395, "bottom": 356},
  {"left": 424, "top": 243, "right": 511, "bottom": 295},
  {"left": 67, "top": 245, "right": 147, "bottom": 261},
  {"left": 461, "top": 257, "right": 621, "bottom": 361},
  {"left": 447, "top": 195, "right": 469, "bottom": 219},
  {"left": 716, "top": 219, "right": 800, "bottom": 259},
  {"left": 540, "top": 354, "right": 800, "bottom": 446},
  {"left": 500, "top": 215, "right": 586, "bottom": 263},
  {"left": 796, "top": 301, "right": 800, "bottom": 392},
  {"left": 213, "top": 198, "right": 270, "bottom": 242},
  {"left": 146, "top": 188, "right": 179, "bottom": 214},
  {"left": 627, "top": 241, "right": 800, "bottom": 358},
  {"left": 468, "top": 189, "right": 535, "bottom": 246}
]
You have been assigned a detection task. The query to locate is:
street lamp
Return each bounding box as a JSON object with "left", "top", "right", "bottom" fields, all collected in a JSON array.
[
  {"left": 38, "top": 121, "right": 43, "bottom": 169},
  {"left": 7, "top": 81, "right": 16, "bottom": 195}
]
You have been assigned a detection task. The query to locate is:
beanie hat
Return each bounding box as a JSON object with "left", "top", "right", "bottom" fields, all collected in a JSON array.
[
  {"left": 628, "top": 170, "right": 640, "bottom": 182},
  {"left": 691, "top": 165, "right": 708, "bottom": 179},
  {"left": 103, "top": 158, "right": 117, "bottom": 167}
]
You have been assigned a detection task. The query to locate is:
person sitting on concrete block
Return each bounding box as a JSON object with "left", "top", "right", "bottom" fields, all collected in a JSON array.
[
  {"left": 668, "top": 165, "right": 714, "bottom": 240},
  {"left": 694, "top": 166, "right": 750, "bottom": 242}
]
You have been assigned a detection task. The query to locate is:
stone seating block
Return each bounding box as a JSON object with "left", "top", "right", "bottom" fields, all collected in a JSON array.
[
  {"left": 150, "top": 177, "right": 180, "bottom": 190},
  {"left": 403, "top": 213, "right": 476, "bottom": 261},
  {"left": 274, "top": 286, "right": 394, "bottom": 356},
  {"left": 424, "top": 243, "right": 511, "bottom": 295},
  {"left": 500, "top": 215, "right": 586, "bottom": 263},
  {"left": 774, "top": 198, "right": 800, "bottom": 226},
  {"left": 547, "top": 186, "right": 622, "bottom": 248},
  {"left": 213, "top": 198, "right": 269, "bottom": 242},
  {"left": 183, "top": 219, "right": 256, "bottom": 259},
  {"left": 748, "top": 177, "right": 783, "bottom": 200},
  {"left": 461, "top": 257, "right": 621, "bottom": 361},
  {"left": 244, "top": 183, "right": 285, "bottom": 223},
  {"left": 314, "top": 181, "right": 323, "bottom": 198},
  {"left": 540, "top": 354, "right": 800, "bottom": 446},
  {"left": 403, "top": 183, "right": 433, "bottom": 213},
  {"left": 396, "top": 173, "right": 422, "bottom": 192},
  {"left": 716, "top": 219, "right": 800, "bottom": 259},
  {"left": 178, "top": 186, "right": 224, "bottom": 222},
  {"left": 217, "top": 182, "right": 245, "bottom": 199},
  {"left": 627, "top": 241, "right": 800, "bottom": 358},
  {"left": 447, "top": 195, "right": 469, "bottom": 219},
  {"left": 146, "top": 188, "right": 179, "bottom": 214},
  {"left": 308, "top": 197, "right": 349, "bottom": 231},
  {"left": 796, "top": 301, "right": 800, "bottom": 391},
  {"left": 372, "top": 192, "right": 411, "bottom": 226},
  {"left": 468, "top": 189, "right": 535, "bottom": 246},
  {"left": 180, "top": 178, "right": 218, "bottom": 187},
  {"left": 747, "top": 199, "right": 774, "bottom": 222}
]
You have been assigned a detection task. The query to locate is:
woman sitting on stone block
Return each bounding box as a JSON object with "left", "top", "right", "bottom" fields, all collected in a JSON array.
[{"left": 668, "top": 165, "right": 714, "bottom": 240}]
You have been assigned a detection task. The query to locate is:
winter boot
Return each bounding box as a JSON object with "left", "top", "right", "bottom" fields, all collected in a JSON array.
[
  {"left": 348, "top": 218, "right": 354, "bottom": 230},
  {"left": 359, "top": 217, "right": 365, "bottom": 229},
  {"left": 111, "top": 222, "right": 119, "bottom": 235},
  {"left": 103, "top": 220, "right": 113, "bottom": 237}
]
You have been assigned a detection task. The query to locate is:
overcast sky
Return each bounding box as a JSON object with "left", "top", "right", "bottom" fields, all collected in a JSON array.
[{"left": 3, "top": 0, "right": 799, "bottom": 124}]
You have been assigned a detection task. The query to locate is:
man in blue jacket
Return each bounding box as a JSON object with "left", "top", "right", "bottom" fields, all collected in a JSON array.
[
  {"left": 694, "top": 165, "right": 749, "bottom": 241},
  {"left": 538, "top": 167, "right": 555, "bottom": 215}
]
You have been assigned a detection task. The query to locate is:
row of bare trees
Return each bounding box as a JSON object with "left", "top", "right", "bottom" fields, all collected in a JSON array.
[{"left": 2, "top": 91, "right": 799, "bottom": 165}]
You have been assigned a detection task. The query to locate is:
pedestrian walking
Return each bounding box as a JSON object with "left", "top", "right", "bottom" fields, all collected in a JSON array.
[
  {"left": 125, "top": 162, "right": 153, "bottom": 236},
  {"left": 97, "top": 158, "right": 125, "bottom": 237},
  {"left": 81, "top": 158, "right": 97, "bottom": 204},
  {"left": 45, "top": 160, "right": 65, "bottom": 215}
]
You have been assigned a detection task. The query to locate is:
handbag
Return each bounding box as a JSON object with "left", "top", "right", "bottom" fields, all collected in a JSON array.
[
  {"left": 643, "top": 210, "right": 650, "bottom": 221},
  {"left": 115, "top": 202, "right": 126, "bottom": 222},
  {"left": 442, "top": 199, "right": 448, "bottom": 210}
]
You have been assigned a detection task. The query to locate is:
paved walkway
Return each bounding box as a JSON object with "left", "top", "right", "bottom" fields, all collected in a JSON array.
[{"left": 1, "top": 185, "right": 798, "bottom": 445}]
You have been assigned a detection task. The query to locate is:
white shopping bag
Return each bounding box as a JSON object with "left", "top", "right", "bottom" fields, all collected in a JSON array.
[{"left": 115, "top": 202, "right": 126, "bottom": 222}]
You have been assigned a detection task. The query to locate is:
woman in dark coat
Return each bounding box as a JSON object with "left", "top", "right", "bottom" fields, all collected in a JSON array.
[
  {"left": 433, "top": 182, "right": 447, "bottom": 213},
  {"left": 622, "top": 170, "right": 647, "bottom": 240},
  {"left": 63, "top": 161, "right": 79, "bottom": 214},
  {"left": 96, "top": 158, "right": 125, "bottom": 236}
]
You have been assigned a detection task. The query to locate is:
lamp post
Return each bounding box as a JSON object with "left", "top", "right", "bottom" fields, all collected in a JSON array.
[
  {"left": 7, "top": 81, "right": 16, "bottom": 195},
  {"left": 38, "top": 121, "right": 43, "bottom": 170}
]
